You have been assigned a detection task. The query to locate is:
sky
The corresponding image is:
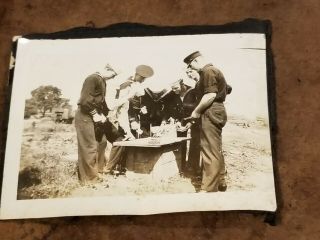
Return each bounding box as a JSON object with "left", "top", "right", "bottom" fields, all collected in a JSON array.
[{"left": 13, "top": 33, "right": 269, "bottom": 120}]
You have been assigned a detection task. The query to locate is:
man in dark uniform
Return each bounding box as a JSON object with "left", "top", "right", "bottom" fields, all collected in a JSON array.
[
  {"left": 129, "top": 87, "right": 168, "bottom": 138},
  {"left": 163, "top": 79, "right": 192, "bottom": 123},
  {"left": 183, "top": 51, "right": 230, "bottom": 192},
  {"left": 75, "top": 65, "right": 127, "bottom": 184},
  {"left": 162, "top": 79, "right": 201, "bottom": 175},
  {"left": 126, "top": 65, "right": 160, "bottom": 138}
]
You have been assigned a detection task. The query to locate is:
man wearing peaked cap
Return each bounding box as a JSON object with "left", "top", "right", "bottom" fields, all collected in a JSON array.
[
  {"left": 183, "top": 51, "right": 231, "bottom": 193},
  {"left": 127, "top": 64, "right": 155, "bottom": 138},
  {"left": 104, "top": 64, "right": 154, "bottom": 173},
  {"left": 183, "top": 51, "right": 202, "bottom": 67},
  {"left": 135, "top": 65, "right": 154, "bottom": 79}
]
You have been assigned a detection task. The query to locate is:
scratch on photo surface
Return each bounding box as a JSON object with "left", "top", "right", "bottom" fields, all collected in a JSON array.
[{"left": 239, "top": 48, "right": 266, "bottom": 50}]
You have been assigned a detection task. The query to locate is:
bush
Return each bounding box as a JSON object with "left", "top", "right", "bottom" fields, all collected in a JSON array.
[
  {"left": 24, "top": 99, "right": 38, "bottom": 119},
  {"left": 18, "top": 166, "right": 42, "bottom": 190}
]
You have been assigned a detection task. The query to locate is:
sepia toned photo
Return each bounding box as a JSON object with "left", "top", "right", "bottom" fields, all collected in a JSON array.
[{"left": 0, "top": 28, "right": 276, "bottom": 219}]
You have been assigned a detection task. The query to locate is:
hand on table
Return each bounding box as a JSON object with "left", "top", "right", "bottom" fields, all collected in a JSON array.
[
  {"left": 124, "top": 132, "right": 136, "bottom": 141},
  {"left": 177, "top": 122, "right": 192, "bottom": 132}
]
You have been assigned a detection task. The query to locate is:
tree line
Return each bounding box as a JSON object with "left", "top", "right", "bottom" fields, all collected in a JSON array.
[{"left": 24, "top": 85, "right": 71, "bottom": 118}]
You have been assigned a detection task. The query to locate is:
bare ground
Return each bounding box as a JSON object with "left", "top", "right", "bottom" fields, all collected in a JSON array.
[{"left": 17, "top": 115, "right": 274, "bottom": 199}]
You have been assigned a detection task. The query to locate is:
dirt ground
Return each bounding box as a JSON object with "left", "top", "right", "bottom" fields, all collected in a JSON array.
[{"left": 17, "top": 115, "right": 274, "bottom": 200}]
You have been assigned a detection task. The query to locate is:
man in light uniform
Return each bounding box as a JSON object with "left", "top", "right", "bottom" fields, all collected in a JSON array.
[{"left": 102, "top": 65, "right": 154, "bottom": 172}]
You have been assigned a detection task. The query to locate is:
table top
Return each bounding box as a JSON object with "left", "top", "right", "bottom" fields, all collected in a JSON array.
[{"left": 113, "top": 137, "right": 191, "bottom": 148}]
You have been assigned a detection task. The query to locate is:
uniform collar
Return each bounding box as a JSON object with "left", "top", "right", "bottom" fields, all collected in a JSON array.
[
  {"left": 117, "top": 77, "right": 136, "bottom": 90},
  {"left": 199, "top": 64, "right": 213, "bottom": 72},
  {"left": 94, "top": 72, "right": 106, "bottom": 80}
]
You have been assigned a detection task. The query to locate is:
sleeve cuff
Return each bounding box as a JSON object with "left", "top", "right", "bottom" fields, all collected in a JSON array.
[
  {"left": 90, "top": 109, "right": 97, "bottom": 115},
  {"left": 204, "top": 86, "right": 218, "bottom": 94}
]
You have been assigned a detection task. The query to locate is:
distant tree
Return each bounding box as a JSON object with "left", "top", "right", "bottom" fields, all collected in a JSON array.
[
  {"left": 24, "top": 98, "right": 38, "bottom": 119},
  {"left": 30, "top": 85, "right": 64, "bottom": 117}
]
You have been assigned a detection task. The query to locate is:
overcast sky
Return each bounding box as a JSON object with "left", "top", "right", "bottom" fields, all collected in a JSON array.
[{"left": 13, "top": 33, "right": 269, "bottom": 120}]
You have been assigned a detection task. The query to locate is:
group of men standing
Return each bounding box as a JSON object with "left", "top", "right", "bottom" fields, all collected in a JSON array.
[{"left": 75, "top": 51, "right": 231, "bottom": 193}]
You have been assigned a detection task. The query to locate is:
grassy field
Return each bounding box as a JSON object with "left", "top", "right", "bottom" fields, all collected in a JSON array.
[{"left": 17, "top": 115, "right": 274, "bottom": 199}]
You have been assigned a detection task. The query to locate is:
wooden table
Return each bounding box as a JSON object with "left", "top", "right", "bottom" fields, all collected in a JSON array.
[
  {"left": 114, "top": 137, "right": 191, "bottom": 174},
  {"left": 113, "top": 137, "right": 191, "bottom": 147}
]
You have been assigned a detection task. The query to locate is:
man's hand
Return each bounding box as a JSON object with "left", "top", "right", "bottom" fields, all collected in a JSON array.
[
  {"left": 140, "top": 106, "right": 148, "bottom": 114},
  {"left": 124, "top": 132, "right": 136, "bottom": 141},
  {"left": 100, "top": 114, "right": 107, "bottom": 123},
  {"left": 168, "top": 117, "right": 175, "bottom": 124},
  {"left": 92, "top": 114, "right": 107, "bottom": 123},
  {"left": 184, "top": 122, "right": 192, "bottom": 131},
  {"left": 92, "top": 113, "right": 101, "bottom": 123},
  {"left": 177, "top": 122, "right": 192, "bottom": 132},
  {"left": 191, "top": 110, "right": 201, "bottom": 119},
  {"left": 130, "top": 121, "right": 140, "bottom": 130},
  {"left": 136, "top": 128, "right": 143, "bottom": 135},
  {"left": 104, "top": 64, "right": 119, "bottom": 79},
  {"left": 176, "top": 121, "right": 182, "bottom": 127}
]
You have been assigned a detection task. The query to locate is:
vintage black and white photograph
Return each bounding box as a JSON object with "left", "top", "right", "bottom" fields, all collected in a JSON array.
[{"left": 0, "top": 32, "right": 276, "bottom": 219}]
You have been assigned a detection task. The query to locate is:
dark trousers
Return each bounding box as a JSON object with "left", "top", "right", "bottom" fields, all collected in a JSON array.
[
  {"left": 75, "top": 109, "right": 100, "bottom": 184},
  {"left": 97, "top": 133, "right": 127, "bottom": 172},
  {"left": 187, "top": 123, "right": 201, "bottom": 176},
  {"left": 200, "top": 103, "right": 227, "bottom": 192},
  {"left": 97, "top": 135, "right": 108, "bottom": 172},
  {"left": 176, "top": 131, "right": 187, "bottom": 173},
  {"left": 75, "top": 109, "right": 125, "bottom": 184},
  {"left": 175, "top": 123, "right": 201, "bottom": 175},
  {"left": 95, "top": 120, "right": 126, "bottom": 171}
]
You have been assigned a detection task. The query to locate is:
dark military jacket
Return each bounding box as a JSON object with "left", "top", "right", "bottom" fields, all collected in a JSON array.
[
  {"left": 77, "top": 73, "right": 109, "bottom": 116},
  {"left": 196, "top": 64, "right": 228, "bottom": 103},
  {"left": 128, "top": 88, "right": 168, "bottom": 135},
  {"left": 162, "top": 85, "right": 200, "bottom": 122}
]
